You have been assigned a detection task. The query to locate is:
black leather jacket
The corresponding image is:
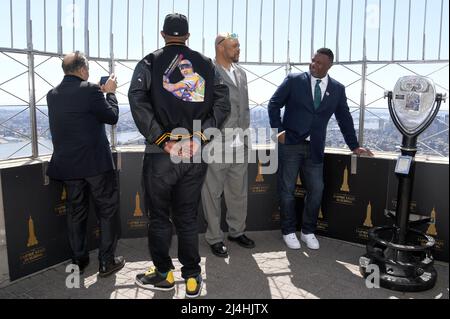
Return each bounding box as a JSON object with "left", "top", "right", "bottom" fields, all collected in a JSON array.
[{"left": 128, "top": 44, "right": 230, "bottom": 148}]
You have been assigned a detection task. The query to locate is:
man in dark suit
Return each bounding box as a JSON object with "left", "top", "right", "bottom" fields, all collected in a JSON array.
[
  {"left": 268, "top": 48, "right": 373, "bottom": 250},
  {"left": 47, "top": 51, "right": 125, "bottom": 277}
]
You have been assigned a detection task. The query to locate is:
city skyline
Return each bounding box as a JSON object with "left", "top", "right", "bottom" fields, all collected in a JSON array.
[{"left": 0, "top": 0, "right": 448, "bottom": 161}]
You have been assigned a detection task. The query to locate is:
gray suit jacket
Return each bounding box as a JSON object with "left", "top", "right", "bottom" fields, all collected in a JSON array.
[{"left": 213, "top": 61, "right": 250, "bottom": 146}]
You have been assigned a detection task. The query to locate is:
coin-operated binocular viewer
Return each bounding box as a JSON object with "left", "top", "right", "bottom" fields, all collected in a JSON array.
[{"left": 359, "top": 76, "right": 446, "bottom": 292}]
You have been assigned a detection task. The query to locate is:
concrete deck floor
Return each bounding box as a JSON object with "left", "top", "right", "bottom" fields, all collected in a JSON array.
[{"left": 0, "top": 230, "right": 448, "bottom": 299}]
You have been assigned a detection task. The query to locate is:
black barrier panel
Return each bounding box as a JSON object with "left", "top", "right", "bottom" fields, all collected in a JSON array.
[
  {"left": 2, "top": 163, "right": 71, "bottom": 281},
  {"left": 117, "top": 152, "right": 210, "bottom": 236},
  {"left": 321, "top": 154, "right": 391, "bottom": 245},
  {"left": 2, "top": 152, "right": 448, "bottom": 282},
  {"left": 118, "top": 152, "right": 147, "bottom": 239},
  {"left": 247, "top": 152, "right": 280, "bottom": 231},
  {"left": 386, "top": 160, "right": 449, "bottom": 262},
  {"left": 1, "top": 162, "right": 111, "bottom": 281}
]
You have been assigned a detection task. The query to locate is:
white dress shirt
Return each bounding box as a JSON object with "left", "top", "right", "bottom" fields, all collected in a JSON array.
[
  {"left": 221, "top": 64, "right": 238, "bottom": 86},
  {"left": 305, "top": 74, "right": 329, "bottom": 141}
]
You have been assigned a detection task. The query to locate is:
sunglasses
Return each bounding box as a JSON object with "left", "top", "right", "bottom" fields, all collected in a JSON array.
[
  {"left": 216, "top": 33, "right": 238, "bottom": 45},
  {"left": 178, "top": 63, "right": 192, "bottom": 70}
]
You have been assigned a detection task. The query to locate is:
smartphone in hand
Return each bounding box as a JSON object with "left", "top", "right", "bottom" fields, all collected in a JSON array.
[{"left": 99, "top": 76, "right": 109, "bottom": 86}]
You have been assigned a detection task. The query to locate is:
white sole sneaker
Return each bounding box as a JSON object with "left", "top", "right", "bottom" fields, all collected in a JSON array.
[
  {"left": 135, "top": 278, "right": 175, "bottom": 291},
  {"left": 300, "top": 232, "right": 320, "bottom": 250},
  {"left": 283, "top": 234, "right": 301, "bottom": 249}
]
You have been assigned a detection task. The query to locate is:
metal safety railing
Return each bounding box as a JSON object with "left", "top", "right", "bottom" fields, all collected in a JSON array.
[{"left": 0, "top": 0, "right": 448, "bottom": 161}]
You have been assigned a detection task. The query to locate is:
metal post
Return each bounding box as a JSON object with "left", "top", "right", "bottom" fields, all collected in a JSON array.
[
  {"left": 407, "top": 0, "right": 411, "bottom": 60},
  {"left": 187, "top": 0, "right": 190, "bottom": 47},
  {"left": 10, "top": 0, "right": 13, "bottom": 48},
  {"left": 272, "top": 0, "right": 275, "bottom": 63},
  {"left": 109, "top": 0, "right": 116, "bottom": 150},
  {"left": 157, "top": 0, "right": 160, "bottom": 49},
  {"left": 44, "top": 0, "right": 47, "bottom": 52},
  {"left": 259, "top": 0, "right": 263, "bottom": 63},
  {"left": 358, "top": 61, "right": 367, "bottom": 146},
  {"left": 391, "top": 0, "right": 396, "bottom": 61},
  {"left": 287, "top": 0, "right": 291, "bottom": 63},
  {"left": 98, "top": 0, "right": 100, "bottom": 57},
  {"left": 231, "top": 0, "right": 235, "bottom": 33},
  {"left": 438, "top": 0, "right": 443, "bottom": 59},
  {"left": 85, "top": 0, "right": 89, "bottom": 56},
  {"left": 26, "top": 0, "right": 39, "bottom": 158},
  {"left": 58, "top": 0, "right": 62, "bottom": 54},
  {"left": 245, "top": 0, "right": 248, "bottom": 62},
  {"left": 422, "top": 0, "right": 428, "bottom": 60},
  {"left": 72, "top": 0, "right": 75, "bottom": 51},
  {"left": 311, "top": 0, "right": 315, "bottom": 58},
  {"left": 126, "top": 0, "right": 130, "bottom": 59},
  {"left": 377, "top": 0, "right": 381, "bottom": 60},
  {"left": 349, "top": 0, "right": 353, "bottom": 60},
  {"left": 335, "top": 0, "right": 340, "bottom": 62},
  {"left": 324, "top": 0, "right": 328, "bottom": 47},
  {"left": 358, "top": 0, "right": 368, "bottom": 146},
  {"left": 202, "top": 0, "right": 205, "bottom": 54},
  {"left": 285, "top": 61, "right": 291, "bottom": 76},
  {"left": 216, "top": 0, "right": 219, "bottom": 36},
  {"left": 299, "top": 0, "right": 303, "bottom": 62},
  {"left": 142, "top": 0, "right": 145, "bottom": 58},
  {"left": 396, "top": 135, "right": 417, "bottom": 244}
]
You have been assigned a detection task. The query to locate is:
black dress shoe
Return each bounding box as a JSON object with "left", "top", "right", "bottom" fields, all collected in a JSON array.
[
  {"left": 99, "top": 256, "right": 125, "bottom": 278},
  {"left": 228, "top": 234, "right": 255, "bottom": 248},
  {"left": 71, "top": 256, "right": 90, "bottom": 274},
  {"left": 210, "top": 242, "right": 228, "bottom": 258}
]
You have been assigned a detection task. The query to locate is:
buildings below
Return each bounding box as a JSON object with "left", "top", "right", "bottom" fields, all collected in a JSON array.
[{"left": 0, "top": 105, "right": 449, "bottom": 160}]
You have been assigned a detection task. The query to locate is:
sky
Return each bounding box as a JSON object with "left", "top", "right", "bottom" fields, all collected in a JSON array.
[{"left": 0, "top": 0, "right": 449, "bottom": 110}]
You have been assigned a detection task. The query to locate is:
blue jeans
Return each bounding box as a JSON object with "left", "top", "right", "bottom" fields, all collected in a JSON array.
[{"left": 278, "top": 143, "right": 324, "bottom": 235}]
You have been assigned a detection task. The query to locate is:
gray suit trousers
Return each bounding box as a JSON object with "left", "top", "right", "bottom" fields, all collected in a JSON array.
[{"left": 201, "top": 158, "right": 248, "bottom": 245}]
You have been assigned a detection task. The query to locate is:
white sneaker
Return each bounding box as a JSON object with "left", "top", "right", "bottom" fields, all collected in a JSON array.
[
  {"left": 300, "top": 232, "right": 320, "bottom": 250},
  {"left": 283, "top": 233, "right": 301, "bottom": 249}
]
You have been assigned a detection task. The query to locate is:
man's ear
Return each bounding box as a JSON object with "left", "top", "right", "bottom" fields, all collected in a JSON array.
[{"left": 160, "top": 31, "right": 166, "bottom": 39}]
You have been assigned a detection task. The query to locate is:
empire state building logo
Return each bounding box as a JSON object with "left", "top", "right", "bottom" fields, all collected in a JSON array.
[
  {"left": 255, "top": 162, "right": 264, "bottom": 183},
  {"left": 27, "top": 216, "right": 39, "bottom": 247},
  {"left": 363, "top": 202, "right": 373, "bottom": 227},
  {"left": 133, "top": 192, "right": 143, "bottom": 217},
  {"left": 296, "top": 175, "right": 302, "bottom": 186},
  {"left": 426, "top": 207, "right": 437, "bottom": 236},
  {"left": 61, "top": 186, "right": 67, "bottom": 201},
  {"left": 340, "top": 166, "right": 350, "bottom": 192}
]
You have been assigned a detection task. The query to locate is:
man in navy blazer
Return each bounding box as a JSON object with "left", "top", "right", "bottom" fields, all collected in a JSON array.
[
  {"left": 268, "top": 48, "right": 373, "bottom": 250},
  {"left": 47, "top": 51, "right": 125, "bottom": 277}
]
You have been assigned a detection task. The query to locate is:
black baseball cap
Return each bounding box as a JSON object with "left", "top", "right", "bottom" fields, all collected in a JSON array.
[{"left": 163, "top": 13, "right": 189, "bottom": 36}]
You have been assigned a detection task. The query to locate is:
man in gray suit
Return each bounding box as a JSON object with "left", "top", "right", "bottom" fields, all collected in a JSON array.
[{"left": 201, "top": 33, "right": 255, "bottom": 258}]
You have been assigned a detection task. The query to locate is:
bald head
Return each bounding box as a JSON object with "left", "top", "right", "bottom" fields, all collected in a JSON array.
[
  {"left": 62, "top": 51, "right": 89, "bottom": 79},
  {"left": 215, "top": 32, "right": 238, "bottom": 47},
  {"left": 215, "top": 33, "right": 240, "bottom": 67}
]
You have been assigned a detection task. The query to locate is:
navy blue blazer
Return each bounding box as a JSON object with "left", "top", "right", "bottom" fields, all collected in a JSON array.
[
  {"left": 47, "top": 75, "right": 119, "bottom": 180},
  {"left": 268, "top": 72, "right": 359, "bottom": 163}
]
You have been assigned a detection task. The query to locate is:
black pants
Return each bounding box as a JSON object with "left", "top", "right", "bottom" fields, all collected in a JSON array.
[
  {"left": 142, "top": 153, "right": 207, "bottom": 279},
  {"left": 64, "top": 170, "right": 119, "bottom": 263}
]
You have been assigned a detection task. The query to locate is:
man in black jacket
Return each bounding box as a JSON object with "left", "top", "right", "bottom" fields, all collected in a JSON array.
[
  {"left": 47, "top": 51, "right": 125, "bottom": 277},
  {"left": 129, "top": 13, "right": 230, "bottom": 298}
]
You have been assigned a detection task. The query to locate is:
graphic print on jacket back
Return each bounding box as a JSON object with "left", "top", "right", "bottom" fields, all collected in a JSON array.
[{"left": 163, "top": 54, "right": 205, "bottom": 102}]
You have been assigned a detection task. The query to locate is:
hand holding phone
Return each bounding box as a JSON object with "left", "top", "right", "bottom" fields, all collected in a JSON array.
[
  {"left": 99, "top": 74, "right": 117, "bottom": 93},
  {"left": 99, "top": 76, "right": 109, "bottom": 86}
]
